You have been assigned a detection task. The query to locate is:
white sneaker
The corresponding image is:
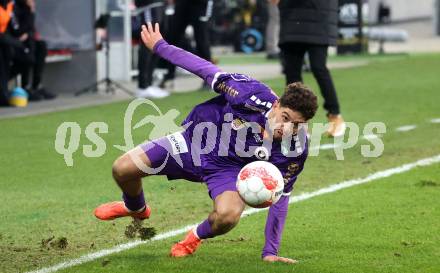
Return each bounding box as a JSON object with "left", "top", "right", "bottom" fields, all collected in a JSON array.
[
  {"left": 150, "top": 86, "right": 170, "bottom": 98},
  {"left": 326, "top": 114, "right": 346, "bottom": 137},
  {"left": 136, "top": 86, "right": 170, "bottom": 99}
]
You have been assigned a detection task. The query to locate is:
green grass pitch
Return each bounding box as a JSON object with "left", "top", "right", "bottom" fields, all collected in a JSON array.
[{"left": 0, "top": 54, "right": 439, "bottom": 272}]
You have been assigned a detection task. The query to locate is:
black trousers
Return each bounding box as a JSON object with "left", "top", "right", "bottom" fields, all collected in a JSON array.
[
  {"left": 281, "top": 42, "right": 341, "bottom": 115},
  {"left": 137, "top": 5, "right": 164, "bottom": 89},
  {"left": 0, "top": 43, "right": 11, "bottom": 105},
  {"left": 163, "top": 0, "right": 213, "bottom": 80},
  {"left": 10, "top": 39, "right": 47, "bottom": 90},
  {"left": 31, "top": 40, "right": 47, "bottom": 89}
]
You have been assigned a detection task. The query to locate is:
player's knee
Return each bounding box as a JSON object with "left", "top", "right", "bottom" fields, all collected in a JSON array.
[
  {"left": 112, "top": 156, "right": 131, "bottom": 182},
  {"left": 215, "top": 208, "right": 242, "bottom": 228}
]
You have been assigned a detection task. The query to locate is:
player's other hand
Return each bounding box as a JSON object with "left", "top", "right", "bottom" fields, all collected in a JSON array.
[
  {"left": 141, "top": 22, "right": 163, "bottom": 51},
  {"left": 263, "top": 255, "right": 297, "bottom": 264}
]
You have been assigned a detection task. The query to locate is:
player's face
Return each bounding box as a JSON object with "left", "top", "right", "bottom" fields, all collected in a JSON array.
[{"left": 267, "top": 101, "right": 307, "bottom": 141}]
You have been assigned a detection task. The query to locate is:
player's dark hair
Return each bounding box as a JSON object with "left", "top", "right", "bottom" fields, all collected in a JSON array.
[{"left": 279, "top": 82, "right": 318, "bottom": 121}]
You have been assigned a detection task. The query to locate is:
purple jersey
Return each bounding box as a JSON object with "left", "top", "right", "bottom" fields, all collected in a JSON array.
[
  {"left": 183, "top": 74, "right": 307, "bottom": 194},
  {"left": 153, "top": 39, "right": 308, "bottom": 195},
  {"left": 151, "top": 39, "right": 309, "bottom": 258}
]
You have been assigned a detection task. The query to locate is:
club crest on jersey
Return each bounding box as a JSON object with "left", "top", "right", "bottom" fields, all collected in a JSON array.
[
  {"left": 254, "top": 146, "right": 269, "bottom": 161},
  {"left": 231, "top": 118, "right": 247, "bottom": 130}
]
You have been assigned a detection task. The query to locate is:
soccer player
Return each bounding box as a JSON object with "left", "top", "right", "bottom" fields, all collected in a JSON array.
[{"left": 94, "top": 23, "right": 318, "bottom": 264}]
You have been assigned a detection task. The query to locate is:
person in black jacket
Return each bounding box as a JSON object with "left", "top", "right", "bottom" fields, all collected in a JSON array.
[
  {"left": 9, "top": 0, "right": 55, "bottom": 101},
  {"left": 277, "top": 0, "right": 346, "bottom": 137},
  {"left": 160, "top": 0, "right": 214, "bottom": 90},
  {"left": 0, "top": 0, "right": 14, "bottom": 106}
]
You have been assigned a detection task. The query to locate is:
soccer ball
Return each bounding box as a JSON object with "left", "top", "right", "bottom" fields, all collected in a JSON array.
[{"left": 236, "top": 161, "right": 284, "bottom": 208}]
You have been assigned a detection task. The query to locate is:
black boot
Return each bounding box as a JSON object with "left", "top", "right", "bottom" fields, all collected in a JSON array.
[
  {"left": 37, "top": 88, "right": 57, "bottom": 100},
  {"left": 28, "top": 89, "right": 44, "bottom": 101}
]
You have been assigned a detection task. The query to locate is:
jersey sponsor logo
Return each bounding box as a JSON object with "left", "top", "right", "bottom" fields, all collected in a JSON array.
[
  {"left": 288, "top": 162, "right": 300, "bottom": 173},
  {"left": 167, "top": 132, "right": 188, "bottom": 155},
  {"left": 283, "top": 162, "right": 300, "bottom": 183},
  {"left": 217, "top": 82, "right": 239, "bottom": 97}
]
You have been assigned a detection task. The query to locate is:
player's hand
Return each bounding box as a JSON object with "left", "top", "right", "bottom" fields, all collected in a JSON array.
[
  {"left": 263, "top": 255, "right": 297, "bottom": 264},
  {"left": 141, "top": 22, "right": 163, "bottom": 51},
  {"left": 19, "top": 33, "right": 29, "bottom": 42}
]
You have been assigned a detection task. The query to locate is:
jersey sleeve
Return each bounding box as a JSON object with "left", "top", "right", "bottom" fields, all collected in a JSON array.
[
  {"left": 262, "top": 138, "right": 308, "bottom": 258},
  {"left": 153, "top": 39, "right": 221, "bottom": 86},
  {"left": 212, "top": 72, "right": 278, "bottom": 118},
  {"left": 262, "top": 195, "right": 289, "bottom": 258}
]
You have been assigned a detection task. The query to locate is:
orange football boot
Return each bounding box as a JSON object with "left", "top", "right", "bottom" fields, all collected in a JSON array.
[
  {"left": 170, "top": 230, "right": 202, "bottom": 257},
  {"left": 94, "top": 201, "right": 151, "bottom": 220}
]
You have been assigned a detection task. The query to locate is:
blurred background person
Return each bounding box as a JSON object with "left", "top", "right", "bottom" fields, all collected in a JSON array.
[
  {"left": 9, "top": 0, "right": 55, "bottom": 101},
  {"left": 134, "top": 0, "right": 169, "bottom": 98},
  {"left": 0, "top": 0, "right": 13, "bottom": 106},
  {"left": 265, "top": 0, "right": 279, "bottom": 59},
  {"left": 278, "top": 0, "right": 346, "bottom": 137},
  {"left": 377, "top": 1, "right": 391, "bottom": 24},
  {"left": 160, "top": 0, "right": 213, "bottom": 90}
]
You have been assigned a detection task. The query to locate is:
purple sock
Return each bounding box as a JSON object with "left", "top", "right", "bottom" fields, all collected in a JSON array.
[
  {"left": 196, "top": 219, "right": 214, "bottom": 239},
  {"left": 122, "top": 190, "right": 146, "bottom": 212}
]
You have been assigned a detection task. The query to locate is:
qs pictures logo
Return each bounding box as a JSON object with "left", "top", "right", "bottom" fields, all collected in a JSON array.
[{"left": 54, "top": 99, "right": 183, "bottom": 167}]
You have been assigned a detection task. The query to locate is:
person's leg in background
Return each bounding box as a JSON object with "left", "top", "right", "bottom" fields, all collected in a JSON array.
[
  {"left": 137, "top": 4, "right": 169, "bottom": 99},
  {"left": 160, "top": 0, "right": 190, "bottom": 88},
  {"left": 31, "top": 40, "right": 55, "bottom": 99},
  {"left": 280, "top": 42, "right": 307, "bottom": 84},
  {"left": 138, "top": 44, "right": 153, "bottom": 90},
  {"left": 191, "top": 0, "right": 213, "bottom": 62},
  {"left": 21, "top": 40, "right": 35, "bottom": 89},
  {"left": 9, "top": 43, "right": 40, "bottom": 101},
  {"left": 191, "top": 0, "right": 213, "bottom": 90},
  {"left": 265, "top": 1, "right": 280, "bottom": 59},
  {"left": 0, "top": 44, "right": 11, "bottom": 106},
  {"left": 307, "top": 44, "right": 346, "bottom": 137}
]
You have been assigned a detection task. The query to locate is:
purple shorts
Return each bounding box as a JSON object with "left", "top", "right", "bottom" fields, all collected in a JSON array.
[{"left": 141, "top": 132, "right": 239, "bottom": 200}]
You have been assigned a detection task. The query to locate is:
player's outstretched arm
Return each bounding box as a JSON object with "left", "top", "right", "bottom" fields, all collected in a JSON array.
[
  {"left": 262, "top": 195, "right": 297, "bottom": 264},
  {"left": 141, "top": 23, "right": 221, "bottom": 87}
]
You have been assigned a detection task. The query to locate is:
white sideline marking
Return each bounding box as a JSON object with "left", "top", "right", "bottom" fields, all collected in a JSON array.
[
  {"left": 319, "top": 143, "right": 340, "bottom": 150},
  {"left": 310, "top": 143, "right": 340, "bottom": 151},
  {"left": 430, "top": 118, "right": 440, "bottom": 124},
  {"left": 395, "top": 125, "right": 417, "bottom": 132},
  {"left": 27, "top": 154, "right": 440, "bottom": 273}
]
